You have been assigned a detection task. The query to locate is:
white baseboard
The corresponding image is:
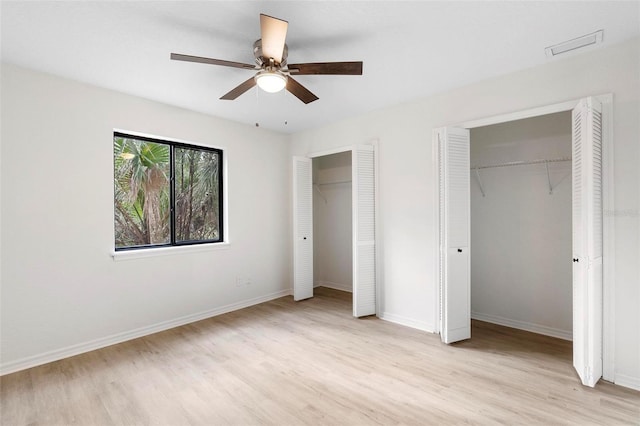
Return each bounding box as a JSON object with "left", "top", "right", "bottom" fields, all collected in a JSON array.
[
  {"left": 0, "top": 289, "right": 292, "bottom": 376},
  {"left": 614, "top": 373, "right": 640, "bottom": 391},
  {"left": 314, "top": 280, "right": 352, "bottom": 293},
  {"left": 379, "top": 311, "right": 435, "bottom": 333},
  {"left": 471, "top": 311, "right": 573, "bottom": 341}
]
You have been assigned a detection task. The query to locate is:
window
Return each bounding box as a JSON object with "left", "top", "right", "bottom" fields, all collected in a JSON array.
[{"left": 113, "top": 132, "right": 223, "bottom": 250}]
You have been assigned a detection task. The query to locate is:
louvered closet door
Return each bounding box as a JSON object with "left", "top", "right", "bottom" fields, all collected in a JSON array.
[
  {"left": 352, "top": 145, "right": 376, "bottom": 317},
  {"left": 438, "top": 127, "right": 471, "bottom": 344},
  {"left": 572, "top": 98, "right": 603, "bottom": 387},
  {"left": 293, "top": 157, "right": 313, "bottom": 301}
]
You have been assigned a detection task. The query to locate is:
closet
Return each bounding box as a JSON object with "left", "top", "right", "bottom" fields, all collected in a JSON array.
[
  {"left": 469, "top": 111, "right": 573, "bottom": 341},
  {"left": 294, "top": 144, "right": 377, "bottom": 315},
  {"left": 436, "top": 96, "right": 607, "bottom": 387},
  {"left": 312, "top": 151, "right": 353, "bottom": 294}
]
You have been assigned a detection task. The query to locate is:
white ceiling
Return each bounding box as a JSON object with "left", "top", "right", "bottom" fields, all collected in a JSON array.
[{"left": 2, "top": 1, "right": 639, "bottom": 133}]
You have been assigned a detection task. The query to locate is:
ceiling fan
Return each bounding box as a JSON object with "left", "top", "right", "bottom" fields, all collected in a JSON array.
[{"left": 170, "top": 14, "right": 363, "bottom": 104}]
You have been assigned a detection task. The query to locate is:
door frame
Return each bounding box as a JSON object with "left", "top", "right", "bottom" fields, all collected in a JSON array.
[
  {"left": 433, "top": 94, "right": 615, "bottom": 381},
  {"left": 304, "top": 141, "right": 381, "bottom": 316}
]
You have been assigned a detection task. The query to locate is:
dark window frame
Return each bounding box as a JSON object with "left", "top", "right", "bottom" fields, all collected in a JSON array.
[{"left": 114, "top": 131, "right": 224, "bottom": 251}]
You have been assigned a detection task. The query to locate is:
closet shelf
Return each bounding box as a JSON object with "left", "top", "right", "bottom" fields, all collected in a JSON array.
[{"left": 471, "top": 157, "right": 571, "bottom": 196}]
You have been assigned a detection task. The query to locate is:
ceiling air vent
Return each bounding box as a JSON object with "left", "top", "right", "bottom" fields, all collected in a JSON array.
[{"left": 545, "top": 30, "right": 604, "bottom": 57}]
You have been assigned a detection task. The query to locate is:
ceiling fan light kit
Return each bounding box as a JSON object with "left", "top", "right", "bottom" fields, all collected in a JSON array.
[
  {"left": 255, "top": 70, "right": 287, "bottom": 93},
  {"left": 171, "top": 13, "right": 363, "bottom": 104}
]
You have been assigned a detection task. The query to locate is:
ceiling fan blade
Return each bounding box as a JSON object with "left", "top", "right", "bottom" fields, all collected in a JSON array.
[
  {"left": 288, "top": 61, "right": 363, "bottom": 75},
  {"left": 171, "top": 53, "right": 256, "bottom": 70},
  {"left": 286, "top": 76, "right": 319, "bottom": 104},
  {"left": 260, "top": 14, "right": 288, "bottom": 64},
  {"left": 220, "top": 76, "right": 257, "bottom": 100}
]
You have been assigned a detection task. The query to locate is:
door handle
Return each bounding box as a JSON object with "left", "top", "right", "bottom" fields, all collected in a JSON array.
[
  {"left": 303, "top": 237, "right": 307, "bottom": 240},
  {"left": 457, "top": 249, "right": 462, "bottom": 253},
  {"left": 573, "top": 258, "right": 579, "bottom": 263}
]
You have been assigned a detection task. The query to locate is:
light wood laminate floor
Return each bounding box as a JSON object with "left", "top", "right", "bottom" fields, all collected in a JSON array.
[{"left": 1, "top": 287, "right": 639, "bottom": 425}]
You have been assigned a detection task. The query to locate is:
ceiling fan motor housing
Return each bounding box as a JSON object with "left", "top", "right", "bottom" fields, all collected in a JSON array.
[{"left": 253, "top": 39, "right": 288, "bottom": 68}]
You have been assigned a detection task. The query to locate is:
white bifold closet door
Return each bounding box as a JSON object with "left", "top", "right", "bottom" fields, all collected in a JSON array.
[
  {"left": 352, "top": 145, "right": 376, "bottom": 317},
  {"left": 293, "top": 156, "right": 313, "bottom": 301},
  {"left": 572, "top": 97, "right": 603, "bottom": 387},
  {"left": 436, "top": 127, "right": 471, "bottom": 344}
]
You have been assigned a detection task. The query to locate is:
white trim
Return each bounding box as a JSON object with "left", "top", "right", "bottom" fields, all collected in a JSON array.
[
  {"left": 112, "top": 241, "right": 231, "bottom": 261},
  {"left": 379, "top": 312, "right": 435, "bottom": 333},
  {"left": 113, "top": 128, "right": 227, "bottom": 152},
  {"left": 222, "top": 144, "right": 230, "bottom": 246},
  {"left": 314, "top": 281, "right": 352, "bottom": 293},
  {"left": 0, "top": 289, "right": 291, "bottom": 376},
  {"left": 461, "top": 99, "right": 578, "bottom": 129},
  {"left": 460, "top": 94, "right": 612, "bottom": 130},
  {"left": 471, "top": 312, "right": 573, "bottom": 341},
  {"left": 371, "top": 139, "right": 382, "bottom": 317},
  {"left": 432, "top": 130, "right": 442, "bottom": 333},
  {"left": 598, "top": 94, "right": 615, "bottom": 382},
  {"left": 307, "top": 145, "right": 353, "bottom": 159},
  {"left": 614, "top": 374, "right": 640, "bottom": 392}
]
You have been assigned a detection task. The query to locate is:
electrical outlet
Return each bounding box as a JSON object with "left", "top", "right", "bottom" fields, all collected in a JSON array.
[{"left": 236, "top": 276, "right": 251, "bottom": 287}]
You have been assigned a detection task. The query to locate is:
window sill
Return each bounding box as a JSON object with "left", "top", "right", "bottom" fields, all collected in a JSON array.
[{"left": 111, "top": 242, "right": 230, "bottom": 261}]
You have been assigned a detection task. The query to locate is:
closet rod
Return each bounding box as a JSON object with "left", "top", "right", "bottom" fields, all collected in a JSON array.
[
  {"left": 471, "top": 156, "right": 571, "bottom": 170},
  {"left": 316, "top": 179, "right": 352, "bottom": 185}
]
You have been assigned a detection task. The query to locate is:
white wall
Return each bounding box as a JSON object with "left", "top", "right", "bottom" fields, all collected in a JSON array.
[
  {"left": 2, "top": 38, "right": 638, "bottom": 390},
  {"left": 470, "top": 112, "right": 573, "bottom": 340},
  {"left": 290, "top": 38, "right": 640, "bottom": 389},
  {"left": 312, "top": 152, "right": 353, "bottom": 292},
  {"left": 0, "top": 64, "right": 291, "bottom": 373}
]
